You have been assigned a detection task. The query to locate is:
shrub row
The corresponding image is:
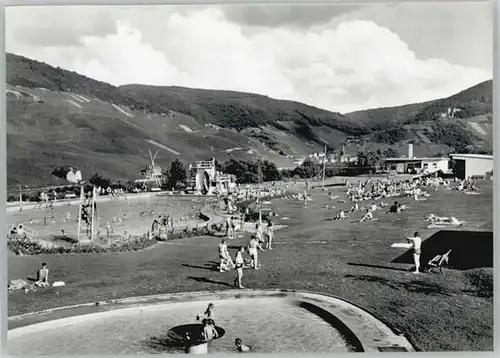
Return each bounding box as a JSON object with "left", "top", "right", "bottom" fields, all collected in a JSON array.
[
  {"left": 8, "top": 222, "right": 227, "bottom": 257},
  {"left": 7, "top": 234, "right": 159, "bottom": 256},
  {"left": 153, "top": 223, "right": 225, "bottom": 241}
]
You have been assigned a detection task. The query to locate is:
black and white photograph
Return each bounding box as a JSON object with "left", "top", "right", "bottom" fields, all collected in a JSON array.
[{"left": 4, "top": 1, "right": 494, "bottom": 354}]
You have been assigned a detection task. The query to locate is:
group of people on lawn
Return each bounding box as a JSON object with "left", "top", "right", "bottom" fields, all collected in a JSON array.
[{"left": 218, "top": 220, "right": 274, "bottom": 289}]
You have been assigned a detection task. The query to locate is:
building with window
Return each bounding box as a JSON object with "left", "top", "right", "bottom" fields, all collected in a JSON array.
[
  {"left": 383, "top": 157, "right": 450, "bottom": 174},
  {"left": 382, "top": 143, "right": 450, "bottom": 174}
]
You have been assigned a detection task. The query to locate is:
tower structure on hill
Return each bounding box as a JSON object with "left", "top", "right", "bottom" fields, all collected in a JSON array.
[
  {"left": 189, "top": 158, "right": 236, "bottom": 195},
  {"left": 135, "top": 149, "right": 163, "bottom": 189}
]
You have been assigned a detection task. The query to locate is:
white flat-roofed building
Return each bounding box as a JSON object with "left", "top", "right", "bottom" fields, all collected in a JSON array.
[
  {"left": 449, "top": 153, "right": 493, "bottom": 179},
  {"left": 383, "top": 157, "right": 449, "bottom": 174},
  {"left": 382, "top": 143, "right": 450, "bottom": 174}
]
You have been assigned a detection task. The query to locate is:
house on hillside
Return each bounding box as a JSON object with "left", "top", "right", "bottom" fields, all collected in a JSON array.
[
  {"left": 331, "top": 143, "right": 358, "bottom": 164},
  {"left": 440, "top": 107, "right": 462, "bottom": 119}
]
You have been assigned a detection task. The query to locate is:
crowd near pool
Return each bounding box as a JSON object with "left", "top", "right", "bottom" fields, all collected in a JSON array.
[
  {"left": 8, "top": 297, "right": 353, "bottom": 355},
  {"left": 6, "top": 175, "right": 492, "bottom": 353},
  {"left": 7, "top": 195, "right": 208, "bottom": 239}
]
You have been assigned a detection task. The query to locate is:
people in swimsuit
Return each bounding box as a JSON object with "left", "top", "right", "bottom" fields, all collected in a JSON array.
[
  {"left": 234, "top": 246, "right": 246, "bottom": 289},
  {"left": 407, "top": 232, "right": 422, "bottom": 273},
  {"left": 247, "top": 236, "right": 264, "bottom": 270}
]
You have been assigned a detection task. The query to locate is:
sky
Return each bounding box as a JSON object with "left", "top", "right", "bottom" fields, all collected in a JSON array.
[{"left": 5, "top": 2, "right": 493, "bottom": 113}]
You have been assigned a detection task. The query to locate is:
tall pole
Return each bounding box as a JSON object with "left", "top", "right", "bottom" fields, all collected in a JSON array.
[
  {"left": 18, "top": 184, "right": 22, "bottom": 207},
  {"left": 258, "top": 159, "right": 262, "bottom": 190},
  {"left": 322, "top": 144, "right": 327, "bottom": 190},
  {"left": 77, "top": 185, "right": 84, "bottom": 243},
  {"left": 90, "top": 186, "right": 96, "bottom": 241},
  {"left": 257, "top": 155, "right": 262, "bottom": 224}
]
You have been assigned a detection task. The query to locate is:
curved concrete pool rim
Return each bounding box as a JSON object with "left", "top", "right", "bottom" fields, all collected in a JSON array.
[{"left": 8, "top": 289, "right": 415, "bottom": 352}]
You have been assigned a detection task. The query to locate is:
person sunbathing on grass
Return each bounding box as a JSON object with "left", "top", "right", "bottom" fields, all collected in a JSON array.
[
  {"left": 442, "top": 216, "right": 464, "bottom": 226},
  {"left": 35, "top": 262, "right": 49, "bottom": 287},
  {"left": 359, "top": 209, "right": 375, "bottom": 223},
  {"left": 421, "top": 190, "right": 431, "bottom": 197},
  {"left": 349, "top": 202, "right": 359, "bottom": 213},
  {"left": 425, "top": 214, "right": 447, "bottom": 222},
  {"left": 464, "top": 183, "right": 480, "bottom": 193},
  {"left": 428, "top": 215, "right": 464, "bottom": 226},
  {"left": 389, "top": 201, "right": 399, "bottom": 213},
  {"left": 414, "top": 192, "right": 427, "bottom": 201},
  {"left": 398, "top": 203, "right": 409, "bottom": 212},
  {"left": 333, "top": 209, "right": 347, "bottom": 220}
]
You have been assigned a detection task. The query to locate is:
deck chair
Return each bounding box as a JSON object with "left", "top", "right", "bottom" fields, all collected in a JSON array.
[
  {"left": 426, "top": 250, "right": 452, "bottom": 274},
  {"left": 450, "top": 217, "right": 465, "bottom": 226}
]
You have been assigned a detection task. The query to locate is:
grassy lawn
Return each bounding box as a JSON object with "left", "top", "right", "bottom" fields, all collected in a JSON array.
[{"left": 8, "top": 181, "right": 493, "bottom": 352}]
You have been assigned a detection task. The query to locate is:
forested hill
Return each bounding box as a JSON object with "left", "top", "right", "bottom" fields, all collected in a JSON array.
[{"left": 6, "top": 52, "right": 492, "bottom": 187}]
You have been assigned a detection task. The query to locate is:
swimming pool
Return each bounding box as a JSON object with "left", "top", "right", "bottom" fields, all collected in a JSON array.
[
  {"left": 8, "top": 297, "right": 354, "bottom": 354},
  {"left": 8, "top": 196, "right": 207, "bottom": 239}
]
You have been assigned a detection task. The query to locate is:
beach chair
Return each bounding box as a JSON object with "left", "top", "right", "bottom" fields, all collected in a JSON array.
[{"left": 426, "top": 250, "right": 452, "bottom": 274}]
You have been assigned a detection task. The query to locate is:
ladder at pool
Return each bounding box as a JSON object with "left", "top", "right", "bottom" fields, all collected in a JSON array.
[{"left": 20, "top": 225, "right": 38, "bottom": 240}]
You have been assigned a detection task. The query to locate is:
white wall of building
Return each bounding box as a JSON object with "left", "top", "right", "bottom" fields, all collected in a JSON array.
[
  {"left": 421, "top": 159, "right": 449, "bottom": 173},
  {"left": 465, "top": 157, "right": 494, "bottom": 178}
]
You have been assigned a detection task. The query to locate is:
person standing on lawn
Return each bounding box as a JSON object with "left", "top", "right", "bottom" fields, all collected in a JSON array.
[
  {"left": 218, "top": 239, "right": 234, "bottom": 272},
  {"left": 266, "top": 220, "right": 274, "bottom": 250},
  {"left": 248, "top": 236, "right": 264, "bottom": 270},
  {"left": 407, "top": 232, "right": 422, "bottom": 273},
  {"left": 233, "top": 246, "right": 246, "bottom": 289}
]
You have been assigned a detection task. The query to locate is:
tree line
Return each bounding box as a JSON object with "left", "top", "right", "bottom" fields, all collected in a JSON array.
[{"left": 9, "top": 149, "right": 402, "bottom": 202}]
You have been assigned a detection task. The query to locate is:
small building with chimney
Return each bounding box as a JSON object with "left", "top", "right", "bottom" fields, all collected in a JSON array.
[{"left": 382, "top": 144, "right": 450, "bottom": 174}]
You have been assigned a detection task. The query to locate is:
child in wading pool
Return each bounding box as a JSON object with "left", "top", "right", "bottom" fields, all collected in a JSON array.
[
  {"left": 235, "top": 338, "right": 251, "bottom": 352},
  {"left": 201, "top": 319, "right": 218, "bottom": 342},
  {"left": 197, "top": 303, "right": 215, "bottom": 324}
]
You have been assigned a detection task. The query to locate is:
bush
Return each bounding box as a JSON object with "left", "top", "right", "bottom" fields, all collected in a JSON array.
[
  {"left": 7, "top": 218, "right": 223, "bottom": 256},
  {"left": 464, "top": 269, "right": 493, "bottom": 298},
  {"left": 7, "top": 235, "right": 157, "bottom": 256}
]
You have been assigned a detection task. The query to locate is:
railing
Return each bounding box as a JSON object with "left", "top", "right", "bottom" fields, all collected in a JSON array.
[
  {"left": 19, "top": 226, "right": 38, "bottom": 240},
  {"left": 217, "top": 174, "right": 232, "bottom": 181},
  {"left": 189, "top": 160, "right": 215, "bottom": 170}
]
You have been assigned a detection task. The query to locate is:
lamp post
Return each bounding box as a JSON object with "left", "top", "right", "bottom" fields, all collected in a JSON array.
[{"left": 322, "top": 144, "right": 327, "bottom": 190}]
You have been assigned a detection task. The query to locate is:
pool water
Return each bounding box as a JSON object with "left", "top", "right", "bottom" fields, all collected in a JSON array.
[
  {"left": 8, "top": 196, "right": 206, "bottom": 238},
  {"left": 8, "top": 298, "right": 351, "bottom": 354}
]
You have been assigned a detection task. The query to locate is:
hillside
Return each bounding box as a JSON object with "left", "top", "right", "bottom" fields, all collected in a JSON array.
[
  {"left": 6, "top": 53, "right": 366, "bottom": 188},
  {"left": 346, "top": 80, "right": 492, "bottom": 128},
  {"left": 6, "top": 53, "right": 493, "bottom": 189},
  {"left": 344, "top": 80, "right": 493, "bottom": 155}
]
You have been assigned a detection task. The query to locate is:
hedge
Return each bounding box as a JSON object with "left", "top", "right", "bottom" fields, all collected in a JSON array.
[{"left": 7, "top": 222, "right": 226, "bottom": 256}]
